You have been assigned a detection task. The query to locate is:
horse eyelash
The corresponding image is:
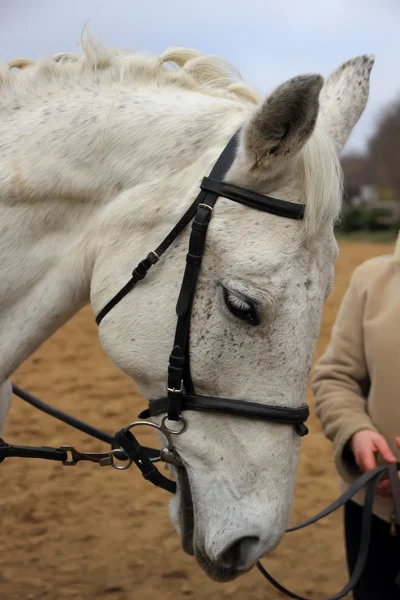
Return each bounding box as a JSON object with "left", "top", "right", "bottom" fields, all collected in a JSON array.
[{"left": 225, "top": 291, "right": 252, "bottom": 311}]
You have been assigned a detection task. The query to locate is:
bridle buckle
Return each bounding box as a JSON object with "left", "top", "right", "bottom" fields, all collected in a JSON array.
[
  {"left": 198, "top": 203, "right": 213, "bottom": 212},
  {"left": 149, "top": 250, "right": 160, "bottom": 263},
  {"left": 166, "top": 381, "right": 183, "bottom": 394}
]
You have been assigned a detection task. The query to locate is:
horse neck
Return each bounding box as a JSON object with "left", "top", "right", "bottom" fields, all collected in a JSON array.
[{"left": 0, "top": 82, "right": 247, "bottom": 381}]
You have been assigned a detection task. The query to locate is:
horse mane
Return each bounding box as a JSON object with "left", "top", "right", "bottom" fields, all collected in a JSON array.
[
  {"left": 1, "top": 30, "right": 261, "bottom": 106},
  {"left": 0, "top": 30, "right": 342, "bottom": 237}
]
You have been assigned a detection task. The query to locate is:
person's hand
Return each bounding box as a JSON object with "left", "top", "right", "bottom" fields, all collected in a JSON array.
[{"left": 350, "top": 430, "right": 397, "bottom": 498}]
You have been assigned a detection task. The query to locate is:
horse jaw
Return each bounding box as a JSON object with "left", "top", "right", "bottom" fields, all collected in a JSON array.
[{"left": 165, "top": 415, "right": 301, "bottom": 582}]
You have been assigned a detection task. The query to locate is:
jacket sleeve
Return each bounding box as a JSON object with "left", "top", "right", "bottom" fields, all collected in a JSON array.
[{"left": 311, "top": 266, "right": 378, "bottom": 483}]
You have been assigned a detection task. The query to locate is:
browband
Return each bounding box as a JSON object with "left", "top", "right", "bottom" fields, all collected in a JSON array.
[{"left": 200, "top": 177, "right": 305, "bottom": 220}]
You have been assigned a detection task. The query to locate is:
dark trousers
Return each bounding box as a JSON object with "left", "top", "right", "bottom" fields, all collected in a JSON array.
[{"left": 345, "top": 500, "right": 400, "bottom": 599}]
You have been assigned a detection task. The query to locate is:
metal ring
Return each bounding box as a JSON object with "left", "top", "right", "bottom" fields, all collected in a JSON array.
[
  {"left": 124, "top": 420, "right": 174, "bottom": 460},
  {"left": 125, "top": 420, "right": 162, "bottom": 433},
  {"left": 160, "top": 415, "right": 188, "bottom": 435},
  {"left": 110, "top": 448, "right": 133, "bottom": 471}
]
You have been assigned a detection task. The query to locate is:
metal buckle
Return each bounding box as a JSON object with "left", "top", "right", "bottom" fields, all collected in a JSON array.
[
  {"left": 198, "top": 203, "right": 213, "bottom": 212},
  {"left": 166, "top": 381, "right": 183, "bottom": 394},
  {"left": 149, "top": 250, "right": 160, "bottom": 262}
]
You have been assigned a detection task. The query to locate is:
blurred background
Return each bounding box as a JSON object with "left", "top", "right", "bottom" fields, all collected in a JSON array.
[{"left": 1, "top": 2, "right": 399, "bottom": 600}]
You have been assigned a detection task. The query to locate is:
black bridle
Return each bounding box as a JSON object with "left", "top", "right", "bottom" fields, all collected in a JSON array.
[
  {"left": 1, "top": 131, "right": 399, "bottom": 599},
  {"left": 96, "top": 131, "right": 309, "bottom": 435}
]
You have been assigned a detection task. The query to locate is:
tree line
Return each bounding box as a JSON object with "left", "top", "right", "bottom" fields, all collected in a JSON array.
[{"left": 341, "top": 97, "right": 400, "bottom": 204}]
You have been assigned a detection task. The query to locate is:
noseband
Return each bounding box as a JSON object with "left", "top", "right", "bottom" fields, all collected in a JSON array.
[{"left": 96, "top": 131, "right": 309, "bottom": 447}]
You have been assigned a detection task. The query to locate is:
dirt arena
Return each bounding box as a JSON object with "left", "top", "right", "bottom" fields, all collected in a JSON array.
[{"left": 0, "top": 240, "right": 395, "bottom": 600}]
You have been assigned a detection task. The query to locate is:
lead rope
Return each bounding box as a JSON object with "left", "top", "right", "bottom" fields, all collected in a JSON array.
[{"left": 256, "top": 462, "right": 400, "bottom": 600}]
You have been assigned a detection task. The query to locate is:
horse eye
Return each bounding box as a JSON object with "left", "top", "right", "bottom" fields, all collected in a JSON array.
[{"left": 223, "top": 287, "right": 260, "bottom": 326}]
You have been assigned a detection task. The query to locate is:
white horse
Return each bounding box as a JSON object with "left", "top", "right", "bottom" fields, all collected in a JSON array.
[{"left": 0, "top": 31, "right": 373, "bottom": 581}]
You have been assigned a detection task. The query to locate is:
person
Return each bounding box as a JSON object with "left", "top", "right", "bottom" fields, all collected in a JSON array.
[{"left": 311, "top": 232, "right": 400, "bottom": 600}]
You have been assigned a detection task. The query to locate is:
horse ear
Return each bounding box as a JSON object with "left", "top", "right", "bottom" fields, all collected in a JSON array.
[
  {"left": 317, "top": 55, "right": 374, "bottom": 153},
  {"left": 243, "top": 74, "right": 323, "bottom": 178}
]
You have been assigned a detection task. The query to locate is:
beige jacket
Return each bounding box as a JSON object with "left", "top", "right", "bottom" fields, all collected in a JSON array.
[{"left": 311, "top": 235, "right": 400, "bottom": 522}]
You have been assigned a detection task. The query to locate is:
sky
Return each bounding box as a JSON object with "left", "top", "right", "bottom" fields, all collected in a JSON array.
[{"left": 1, "top": 0, "right": 399, "bottom": 154}]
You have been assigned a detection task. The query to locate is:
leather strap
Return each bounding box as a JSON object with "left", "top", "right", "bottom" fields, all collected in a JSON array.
[
  {"left": 95, "top": 203, "right": 200, "bottom": 325},
  {"left": 113, "top": 428, "right": 176, "bottom": 494},
  {"left": 389, "top": 462, "right": 400, "bottom": 525},
  {"left": 257, "top": 462, "right": 400, "bottom": 600},
  {"left": 167, "top": 202, "right": 217, "bottom": 420},
  {"left": 12, "top": 384, "right": 115, "bottom": 445},
  {"left": 11, "top": 384, "right": 160, "bottom": 460},
  {"left": 141, "top": 395, "right": 309, "bottom": 429},
  {"left": 164, "top": 135, "right": 243, "bottom": 420},
  {"left": 201, "top": 177, "right": 305, "bottom": 219},
  {"left": 0, "top": 438, "right": 68, "bottom": 463}
]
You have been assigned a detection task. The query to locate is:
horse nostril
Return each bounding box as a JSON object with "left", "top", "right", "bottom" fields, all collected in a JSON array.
[{"left": 219, "top": 536, "right": 260, "bottom": 570}]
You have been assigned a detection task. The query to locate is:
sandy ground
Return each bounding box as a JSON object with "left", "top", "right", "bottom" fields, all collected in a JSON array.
[{"left": 0, "top": 240, "right": 395, "bottom": 600}]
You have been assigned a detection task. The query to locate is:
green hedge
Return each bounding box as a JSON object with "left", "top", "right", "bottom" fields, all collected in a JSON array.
[{"left": 336, "top": 207, "right": 396, "bottom": 233}]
